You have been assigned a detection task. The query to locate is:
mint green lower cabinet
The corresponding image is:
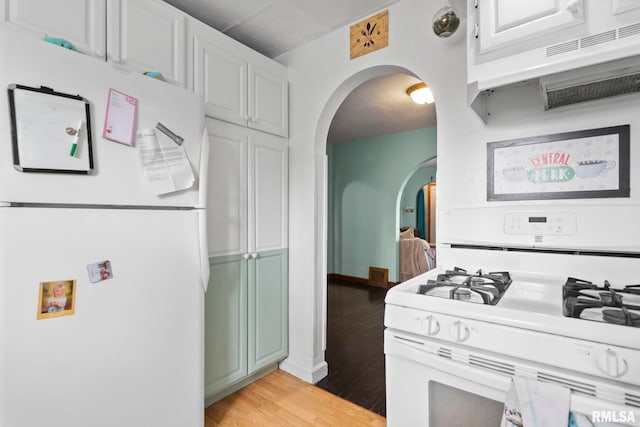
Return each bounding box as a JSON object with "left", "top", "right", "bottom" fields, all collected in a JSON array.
[
  {"left": 205, "top": 254, "right": 247, "bottom": 398},
  {"left": 205, "top": 249, "right": 288, "bottom": 401},
  {"left": 249, "top": 249, "right": 288, "bottom": 373}
]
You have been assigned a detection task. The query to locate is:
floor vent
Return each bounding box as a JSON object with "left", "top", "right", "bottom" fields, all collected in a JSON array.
[
  {"left": 626, "top": 392, "right": 640, "bottom": 408},
  {"left": 580, "top": 30, "right": 616, "bottom": 48},
  {"left": 368, "top": 266, "right": 388, "bottom": 288},
  {"left": 547, "top": 39, "right": 579, "bottom": 57},
  {"left": 469, "top": 355, "right": 516, "bottom": 376},
  {"left": 619, "top": 22, "right": 640, "bottom": 38},
  {"left": 537, "top": 372, "right": 597, "bottom": 396}
]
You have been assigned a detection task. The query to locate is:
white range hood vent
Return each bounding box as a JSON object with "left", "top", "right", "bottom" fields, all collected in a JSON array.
[{"left": 540, "top": 56, "right": 640, "bottom": 110}]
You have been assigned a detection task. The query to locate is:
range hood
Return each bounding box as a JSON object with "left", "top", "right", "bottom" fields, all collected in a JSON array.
[{"left": 540, "top": 55, "right": 640, "bottom": 110}]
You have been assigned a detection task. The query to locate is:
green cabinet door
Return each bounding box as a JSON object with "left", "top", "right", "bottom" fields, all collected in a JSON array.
[
  {"left": 205, "top": 254, "right": 247, "bottom": 398},
  {"left": 248, "top": 249, "right": 288, "bottom": 374}
]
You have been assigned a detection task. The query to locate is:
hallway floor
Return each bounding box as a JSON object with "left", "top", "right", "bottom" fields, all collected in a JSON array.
[{"left": 314, "top": 279, "right": 388, "bottom": 417}]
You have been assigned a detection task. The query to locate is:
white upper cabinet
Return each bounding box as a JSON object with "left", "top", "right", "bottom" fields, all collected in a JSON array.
[
  {"left": 190, "top": 19, "right": 289, "bottom": 137},
  {"left": 107, "top": 0, "right": 186, "bottom": 87},
  {"left": 249, "top": 64, "right": 289, "bottom": 137},
  {"left": 477, "top": 0, "right": 585, "bottom": 54},
  {"left": 0, "top": 0, "right": 107, "bottom": 58},
  {"left": 0, "top": 0, "right": 187, "bottom": 87},
  {"left": 467, "top": 0, "right": 640, "bottom": 96},
  {"left": 205, "top": 118, "right": 288, "bottom": 258}
]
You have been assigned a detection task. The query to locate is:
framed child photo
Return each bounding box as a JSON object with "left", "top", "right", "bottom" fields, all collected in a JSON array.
[{"left": 37, "top": 280, "right": 76, "bottom": 320}]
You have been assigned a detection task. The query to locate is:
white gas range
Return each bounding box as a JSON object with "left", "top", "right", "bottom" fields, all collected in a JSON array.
[{"left": 385, "top": 206, "right": 640, "bottom": 426}]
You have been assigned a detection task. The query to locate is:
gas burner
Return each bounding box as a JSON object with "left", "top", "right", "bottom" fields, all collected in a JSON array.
[
  {"left": 417, "top": 267, "right": 512, "bottom": 305},
  {"left": 563, "top": 277, "right": 640, "bottom": 327}
]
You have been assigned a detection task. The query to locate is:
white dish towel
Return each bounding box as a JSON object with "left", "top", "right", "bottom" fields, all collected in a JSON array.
[{"left": 501, "top": 377, "right": 571, "bottom": 427}]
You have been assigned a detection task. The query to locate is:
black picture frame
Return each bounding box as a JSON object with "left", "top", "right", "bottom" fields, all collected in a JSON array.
[
  {"left": 8, "top": 84, "right": 94, "bottom": 174},
  {"left": 487, "top": 125, "right": 630, "bottom": 201}
]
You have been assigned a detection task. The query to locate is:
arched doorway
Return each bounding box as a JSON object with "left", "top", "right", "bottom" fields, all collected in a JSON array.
[{"left": 312, "top": 65, "right": 438, "bottom": 413}]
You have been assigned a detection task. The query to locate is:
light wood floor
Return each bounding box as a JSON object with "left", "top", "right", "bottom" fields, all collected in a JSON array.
[{"left": 205, "top": 369, "right": 387, "bottom": 426}]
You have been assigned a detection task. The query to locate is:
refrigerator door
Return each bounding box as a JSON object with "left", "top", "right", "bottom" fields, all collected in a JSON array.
[
  {"left": 0, "top": 27, "right": 204, "bottom": 208},
  {"left": 0, "top": 207, "right": 204, "bottom": 427}
]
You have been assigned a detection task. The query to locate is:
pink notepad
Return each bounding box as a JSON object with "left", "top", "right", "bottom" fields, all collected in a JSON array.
[{"left": 102, "top": 88, "right": 138, "bottom": 146}]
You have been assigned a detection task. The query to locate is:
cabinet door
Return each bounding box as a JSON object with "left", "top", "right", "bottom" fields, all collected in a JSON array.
[
  {"left": 108, "top": 0, "right": 186, "bottom": 86},
  {"left": 478, "top": 0, "right": 584, "bottom": 54},
  {"left": 248, "top": 131, "right": 288, "bottom": 253},
  {"left": 248, "top": 63, "right": 289, "bottom": 137},
  {"left": 205, "top": 119, "right": 248, "bottom": 258},
  {"left": 193, "top": 26, "right": 248, "bottom": 126},
  {"left": 205, "top": 255, "right": 248, "bottom": 399},
  {"left": 248, "top": 249, "right": 288, "bottom": 374},
  {"left": 0, "top": 0, "right": 106, "bottom": 58}
]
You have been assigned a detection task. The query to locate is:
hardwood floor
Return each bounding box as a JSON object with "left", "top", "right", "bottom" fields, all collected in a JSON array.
[
  {"left": 204, "top": 369, "right": 386, "bottom": 426},
  {"left": 315, "top": 279, "right": 387, "bottom": 417}
]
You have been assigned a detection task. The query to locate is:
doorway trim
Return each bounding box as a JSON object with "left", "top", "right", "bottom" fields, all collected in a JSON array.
[{"left": 311, "top": 65, "right": 430, "bottom": 381}]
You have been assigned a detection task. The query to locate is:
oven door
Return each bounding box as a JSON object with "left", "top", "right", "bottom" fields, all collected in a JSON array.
[{"left": 385, "top": 329, "right": 639, "bottom": 427}]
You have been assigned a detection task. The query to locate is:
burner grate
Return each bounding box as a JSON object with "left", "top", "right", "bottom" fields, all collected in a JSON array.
[
  {"left": 563, "top": 277, "right": 640, "bottom": 327},
  {"left": 417, "top": 266, "right": 512, "bottom": 305}
]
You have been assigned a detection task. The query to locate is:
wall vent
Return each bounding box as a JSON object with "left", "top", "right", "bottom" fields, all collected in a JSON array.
[
  {"left": 547, "top": 39, "right": 579, "bottom": 57},
  {"left": 540, "top": 56, "right": 640, "bottom": 110},
  {"left": 619, "top": 22, "right": 640, "bottom": 38},
  {"left": 368, "top": 266, "right": 388, "bottom": 288},
  {"left": 580, "top": 30, "right": 616, "bottom": 48}
]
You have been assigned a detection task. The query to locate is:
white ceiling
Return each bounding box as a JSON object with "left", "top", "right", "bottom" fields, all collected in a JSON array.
[
  {"left": 165, "top": 0, "right": 439, "bottom": 145},
  {"left": 327, "top": 73, "right": 437, "bottom": 144},
  {"left": 165, "top": 0, "right": 399, "bottom": 58}
]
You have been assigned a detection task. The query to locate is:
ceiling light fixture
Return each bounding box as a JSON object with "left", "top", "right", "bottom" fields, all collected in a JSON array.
[{"left": 406, "top": 82, "right": 435, "bottom": 104}]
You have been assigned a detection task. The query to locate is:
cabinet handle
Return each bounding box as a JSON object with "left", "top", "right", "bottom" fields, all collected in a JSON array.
[
  {"left": 243, "top": 253, "right": 250, "bottom": 260},
  {"left": 474, "top": 23, "right": 479, "bottom": 39},
  {"left": 251, "top": 253, "right": 258, "bottom": 259},
  {"left": 474, "top": 0, "right": 478, "bottom": 8}
]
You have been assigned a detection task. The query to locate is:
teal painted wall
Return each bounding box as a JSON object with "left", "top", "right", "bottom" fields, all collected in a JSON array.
[
  {"left": 327, "top": 127, "right": 437, "bottom": 281},
  {"left": 400, "top": 167, "right": 436, "bottom": 234}
]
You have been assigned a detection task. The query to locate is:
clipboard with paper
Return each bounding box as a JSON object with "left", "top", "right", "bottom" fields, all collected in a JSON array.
[{"left": 7, "top": 84, "right": 94, "bottom": 174}]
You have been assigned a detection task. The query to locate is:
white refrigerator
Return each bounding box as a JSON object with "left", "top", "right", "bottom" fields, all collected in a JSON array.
[{"left": 0, "top": 28, "right": 209, "bottom": 426}]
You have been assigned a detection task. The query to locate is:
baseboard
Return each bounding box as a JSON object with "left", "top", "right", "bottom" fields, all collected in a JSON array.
[
  {"left": 328, "top": 273, "right": 396, "bottom": 288},
  {"left": 279, "top": 358, "right": 328, "bottom": 384}
]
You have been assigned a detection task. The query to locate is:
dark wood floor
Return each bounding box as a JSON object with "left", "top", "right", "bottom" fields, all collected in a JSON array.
[{"left": 314, "top": 279, "right": 388, "bottom": 417}]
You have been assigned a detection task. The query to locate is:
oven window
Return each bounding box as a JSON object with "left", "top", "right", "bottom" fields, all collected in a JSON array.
[{"left": 429, "top": 381, "right": 503, "bottom": 426}]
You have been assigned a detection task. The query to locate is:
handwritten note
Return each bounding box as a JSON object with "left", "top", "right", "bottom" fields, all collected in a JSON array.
[{"left": 102, "top": 89, "right": 137, "bottom": 146}]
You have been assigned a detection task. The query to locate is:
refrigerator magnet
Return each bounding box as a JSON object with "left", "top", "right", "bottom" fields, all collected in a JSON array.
[
  {"left": 103, "top": 88, "right": 138, "bottom": 146},
  {"left": 37, "top": 280, "right": 76, "bottom": 320},
  {"left": 87, "top": 260, "right": 113, "bottom": 283}
]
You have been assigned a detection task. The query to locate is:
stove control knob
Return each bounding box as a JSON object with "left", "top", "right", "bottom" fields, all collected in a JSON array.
[
  {"left": 595, "top": 348, "right": 628, "bottom": 378},
  {"left": 421, "top": 315, "right": 440, "bottom": 336},
  {"left": 449, "top": 320, "right": 470, "bottom": 342}
]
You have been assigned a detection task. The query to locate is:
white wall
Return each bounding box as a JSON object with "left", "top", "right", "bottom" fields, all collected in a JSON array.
[{"left": 276, "top": 0, "right": 640, "bottom": 382}]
